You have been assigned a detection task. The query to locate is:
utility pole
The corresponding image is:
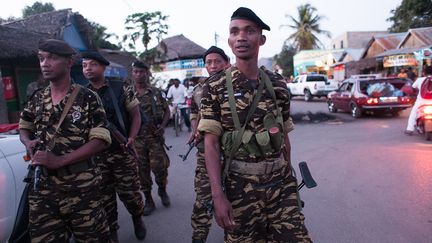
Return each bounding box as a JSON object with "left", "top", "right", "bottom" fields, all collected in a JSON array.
[{"left": 214, "top": 32, "right": 219, "bottom": 46}]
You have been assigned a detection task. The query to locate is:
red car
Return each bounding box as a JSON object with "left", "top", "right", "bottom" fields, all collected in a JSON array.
[{"left": 327, "top": 77, "right": 414, "bottom": 118}]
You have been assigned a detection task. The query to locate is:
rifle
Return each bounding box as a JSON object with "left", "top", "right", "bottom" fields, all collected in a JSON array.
[
  {"left": 140, "top": 108, "right": 172, "bottom": 151},
  {"left": 107, "top": 122, "right": 140, "bottom": 161},
  {"left": 178, "top": 142, "right": 195, "bottom": 161}
]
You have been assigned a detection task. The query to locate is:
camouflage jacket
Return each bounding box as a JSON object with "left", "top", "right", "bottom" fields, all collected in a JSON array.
[
  {"left": 136, "top": 86, "right": 168, "bottom": 138},
  {"left": 19, "top": 84, "right": 111, "bottom": 156},
  {"left": 197, "top": 66, "right": 294, "bottom": 161}
]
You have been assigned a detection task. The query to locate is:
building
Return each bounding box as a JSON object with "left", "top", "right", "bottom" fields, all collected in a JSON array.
[
  {"left": 331, "top": 31, "right": 388, "bottom": 50},
  {"left": 151, "top": 34, "right": 206, "bottom": 89}
]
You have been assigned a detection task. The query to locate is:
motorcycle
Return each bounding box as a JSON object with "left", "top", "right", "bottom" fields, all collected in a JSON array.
[{"left": 415, "top": 104, "right": 432, "bottom": 141}]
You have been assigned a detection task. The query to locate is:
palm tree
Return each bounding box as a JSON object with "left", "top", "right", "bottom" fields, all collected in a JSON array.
[{"left": 281, "top": 3, "right": 331, "bottom": 51}]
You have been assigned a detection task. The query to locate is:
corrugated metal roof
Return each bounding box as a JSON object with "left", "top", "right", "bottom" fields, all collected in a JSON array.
[{"left": 398, "top": 27, "right": 432, "bottom": 48}]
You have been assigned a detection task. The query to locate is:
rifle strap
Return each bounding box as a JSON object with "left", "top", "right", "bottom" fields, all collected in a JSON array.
[
  {"left": 222, "top": 68, "right": 266, "bottom": 181},
  {"left": 47, "top": 85, "right": 81, "bottom": 150},
  {"left": 108, "top": 82, "right": 127, "bottom": 136}
]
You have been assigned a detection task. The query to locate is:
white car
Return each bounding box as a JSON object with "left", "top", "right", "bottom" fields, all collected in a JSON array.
[
  {"left": 0, "top": 134, "right": 28, "bottom": 242},
  {"left": 287, "top": 74, "right": 339, "bottom": 101}
]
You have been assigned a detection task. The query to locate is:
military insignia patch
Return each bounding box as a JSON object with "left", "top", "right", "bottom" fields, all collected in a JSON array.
[{"left": 72, "top": 110, "right": 81, "bottom": 123}]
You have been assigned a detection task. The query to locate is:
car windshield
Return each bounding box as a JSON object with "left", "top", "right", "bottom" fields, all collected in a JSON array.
[
  {"left": 306, "top": 76, "right": 327, "bottom": 82},
  {"left": 359, "top": 78, "right": 407, "bottom": 97}
]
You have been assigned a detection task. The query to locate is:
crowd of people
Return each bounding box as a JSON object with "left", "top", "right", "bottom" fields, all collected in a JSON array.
[{"left": 18, "top": 6, "right": 317, "bottom": 243}]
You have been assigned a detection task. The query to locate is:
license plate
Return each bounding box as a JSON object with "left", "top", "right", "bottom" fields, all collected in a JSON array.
[{"left": 379, "top": 97, "right": 398, "bottom": 103}]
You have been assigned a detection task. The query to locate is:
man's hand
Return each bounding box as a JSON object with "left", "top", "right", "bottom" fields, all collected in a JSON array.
[
  {"left": 125, "top": 137, "right": 135, "bottom": 148},
  {"left": 32, "top": 150, "right": 64, "bottom": 170},
  {"left": 23, "top": 139, "right": 40, "bottom": 159},
  {"left": 213, "top": 194, "right": 237, "bottom": 230}
]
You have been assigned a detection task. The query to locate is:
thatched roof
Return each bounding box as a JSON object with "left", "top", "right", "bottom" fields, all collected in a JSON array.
[
  {"left": 155, "top": 34, "right": 206, "bottom": 62},
  {"left": 0, "top": 25, "right": 49, "bottom": 59},
  {"left": 4, "top": 9, "right": 94, "bottom": 49}
]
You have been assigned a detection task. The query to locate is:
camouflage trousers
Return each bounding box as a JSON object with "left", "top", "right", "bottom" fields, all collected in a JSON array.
[
  {"left": 224, "top": 166, "right": 311, "bottom": 243},
  {"left": 135, "top": 136, "right": 170, "bottom": 192},
  {"left": 28, "top": 168, "right": 110, "bottom": 242},
  {"left": 191, "top": 151, "right": 213, "bottom": 241},
  {"left": 96, "top": 150, "right": 145, "bottom": 232}
]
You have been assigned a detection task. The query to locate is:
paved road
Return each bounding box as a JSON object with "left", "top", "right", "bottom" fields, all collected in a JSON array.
[{"left": 118, "top": 98, "right": 432, "bottom": 243}]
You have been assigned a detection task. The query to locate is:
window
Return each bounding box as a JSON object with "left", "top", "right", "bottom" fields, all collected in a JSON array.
[{"left": 340, "top": 40, "right": 344, "bottom": 49}]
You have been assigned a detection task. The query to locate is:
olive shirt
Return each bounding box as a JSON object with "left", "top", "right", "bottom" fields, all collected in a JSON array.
[
  {"left": 197, "top": 66, "right": 294, "bottom": 161},
  {"left": 136, "top": 86, "right": 169, "bottom": 138},
  {"left": 19, "top": 84, "right": 111, "bottom": 156}
]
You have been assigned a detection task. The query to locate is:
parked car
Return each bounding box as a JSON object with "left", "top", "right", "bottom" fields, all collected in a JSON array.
[
  {"left": 287, "top": 74, "right": 338, "bottom": 101},
  {"left": 0, "top": 133, "right": 28, "bottom": 242},
  {"left": 327, "top": 77, "right": 414, "bottom": 118}
]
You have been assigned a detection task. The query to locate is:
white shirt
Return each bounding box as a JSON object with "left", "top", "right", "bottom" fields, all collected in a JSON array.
[{"left": 167, "top": 84, "right": 188, "bottom": 104}]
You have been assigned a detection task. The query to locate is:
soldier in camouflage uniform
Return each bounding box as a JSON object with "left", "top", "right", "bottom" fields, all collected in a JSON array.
[
  {"left": 189, "top": 46, "right": 230, "bottom": 243},
  {"left": 82, "top": 52, "right": 146, "bottom": 241},
  {"left": 131, "top": 61, "right": 172, "bottom": 215},
  {"left": 198, "top": 8, "right": 311, "bottom": 242},
  {"left": 19, "top": 39, "right": 111, "bottom": 242}
]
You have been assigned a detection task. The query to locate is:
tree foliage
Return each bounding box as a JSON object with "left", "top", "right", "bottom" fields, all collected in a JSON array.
[
  {"left": 281, "top": 3, "right": 331, "bottom": 51},
  {"left": 387, "top": 0, "right": 432, "bottom": 32},
  {"left": 274, "top": 44, "right": 297, "bottom": 77},
  {"left": 123, "top": 11, "right": 169, "bottom": 52},
  {"left": 90, "top": 22, "right": 121, "bottom": 50},
  {"left": 22, "top": 1, "right": 55, "bottom": 17}
]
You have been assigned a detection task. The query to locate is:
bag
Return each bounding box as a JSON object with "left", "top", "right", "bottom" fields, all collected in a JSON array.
[
  {"left": 420, "top": 76, "right": 432, "bottom": 99},
  {"left": 8, "top": 184, "right": 31, "bottom": 243}
]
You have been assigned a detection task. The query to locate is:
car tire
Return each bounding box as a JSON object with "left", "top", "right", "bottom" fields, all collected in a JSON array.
[
  {"left": 426, "top": 132, "right": 432, "bottom": 141},
  {"left": 304, "top": 90, "right": 312, "bottom": 102},
  {"left": 328, "top": 100, "right": 337, "bottom": 113},
  {"left": 351, "top": 103, "right": 362, "bottom": 118},
  {"left": 391, "top": 111, "right": 401, "bottom": 117}
]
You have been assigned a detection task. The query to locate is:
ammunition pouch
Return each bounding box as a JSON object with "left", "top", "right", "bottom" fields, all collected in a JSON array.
[{"left": 221, "top": 113, "right": 284, "bottom": 160}]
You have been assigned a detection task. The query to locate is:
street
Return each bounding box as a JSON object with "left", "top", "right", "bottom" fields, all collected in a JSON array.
[{"left": 117, "top": 97, "right": 432, "bottom": 243}]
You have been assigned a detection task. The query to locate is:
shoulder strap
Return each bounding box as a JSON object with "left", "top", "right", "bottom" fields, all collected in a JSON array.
[
  {"left": 223, "top": 69, "right": 266, "bottom": 180},
  {"left": 260, "top": 70, "right": 284, "bottom": 126},
  {"left": 108, "top": 82, "right": 127, "bottom": 135},
  {"left": 47, "top": 85, "right": 81, "bottom": 150}
]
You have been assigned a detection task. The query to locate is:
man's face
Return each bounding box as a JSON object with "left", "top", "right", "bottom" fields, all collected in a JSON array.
[
  {"left": 205, "top": 53, "right": 228, "bottom": 75},
  {"left": 37, "top": 51, "right": 72, "bottom": 82},
  {"left": 132, "top": 67, "right": 150, "bottom": 84},
  {"left": 174, "top": 79, "right": 180, "bottom": 87},
  {"left": 228, "top": 19, "right": 265, "bottom": 61},
  {"left": 82, "top": 59, "right": 106, "bottom": 81}
]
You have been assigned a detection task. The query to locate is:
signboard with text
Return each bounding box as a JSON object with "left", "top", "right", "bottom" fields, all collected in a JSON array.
[{"left": 383, "top": 54, "right": 417, "bottom": 67}]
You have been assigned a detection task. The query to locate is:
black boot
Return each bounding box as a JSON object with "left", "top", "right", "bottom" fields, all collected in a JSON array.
[
  {"left": 143, "top": 191, "right": 156, "bottom": 216},
  {"left": 109, "top": 230, "right": 119, "bottom": 243},
  {"left": 192, "top": 239, "right": 205, "bottom": 243},
  {"left": 132, "top": 215, "right": 146, "bottom": 240},
  {"left": 158, "top": 187, "right": 171, "bottom": 207}
]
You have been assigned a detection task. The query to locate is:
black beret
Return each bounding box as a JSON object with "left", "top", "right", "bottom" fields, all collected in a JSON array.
[
  {"left": 38, "top": 39, "right": 76, "bottom": 56},
  {"left": 231, "top": 7, "right": 270, "bottom": 31},
  {"left": 131, "top": 61, "right": 149, "bottom": 69},
  {"left": 82, "top": 51, "right": 110, "bottom": 66},
  {"left": 203, "top": 46, "right": 229, "bottom": 62}
]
